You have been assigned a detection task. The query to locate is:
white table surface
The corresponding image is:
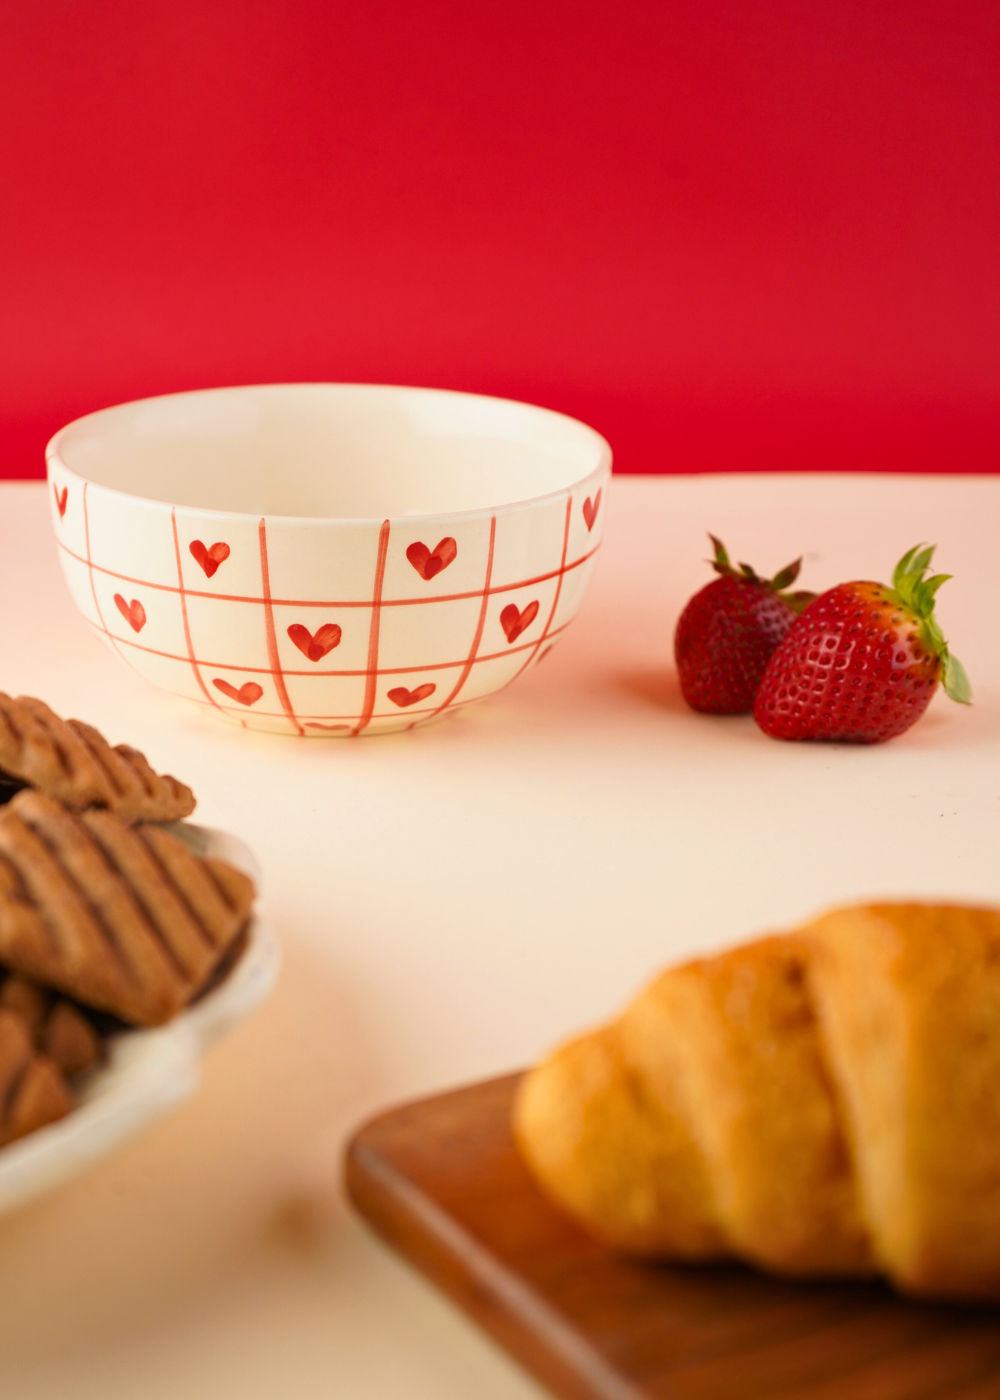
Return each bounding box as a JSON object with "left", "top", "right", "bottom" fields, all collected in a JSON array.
[{"left": 0, "top": 473, "right": 997, "bottom": 1399}]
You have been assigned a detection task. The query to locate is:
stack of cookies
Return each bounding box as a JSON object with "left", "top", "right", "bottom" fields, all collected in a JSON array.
[{"left": 0, "top": 694, "right": 256, "bottom": 1148}]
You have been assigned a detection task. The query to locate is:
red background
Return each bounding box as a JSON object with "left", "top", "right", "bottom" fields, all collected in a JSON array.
[{"left": 2, "top": 1, "right": 998, "bottom": 478}]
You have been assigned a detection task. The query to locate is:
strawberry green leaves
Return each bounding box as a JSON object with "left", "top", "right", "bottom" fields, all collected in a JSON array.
[
  {"left": 889, "top": 545, "right": 971, "bottom": 706},
  {"left": 708, "top": 534, "right": 810, "bottom": 601},
  {"left": 943, "top": 653, "right": 973, "bottom": 706}
]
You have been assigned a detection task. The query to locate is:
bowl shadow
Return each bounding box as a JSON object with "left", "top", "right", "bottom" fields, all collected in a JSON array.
[{"left": 616, "top": 668, "right": 691, "bottom": 715}]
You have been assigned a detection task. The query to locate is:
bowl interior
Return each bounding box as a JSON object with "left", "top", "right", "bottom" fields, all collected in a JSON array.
[{"left": 51, "top": 384, "right": 610, "bottom": 519}]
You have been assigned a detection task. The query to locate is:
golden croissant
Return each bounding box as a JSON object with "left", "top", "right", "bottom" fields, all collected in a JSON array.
[{"left": 513, "top": 904, "right": 1000, "bottom": 1304}]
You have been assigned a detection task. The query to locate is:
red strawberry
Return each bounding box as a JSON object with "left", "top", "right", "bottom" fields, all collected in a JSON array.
[
  {"left": 753, "top": 545, "right": 971, "bottom": 743},
  {"left": 674, "top": 536, "right": 814, "bottom": 714}
]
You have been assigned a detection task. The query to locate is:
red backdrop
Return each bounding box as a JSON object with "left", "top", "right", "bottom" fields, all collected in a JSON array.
[{"left": 2, "top": 0, "right": 998, "bottom": 478}]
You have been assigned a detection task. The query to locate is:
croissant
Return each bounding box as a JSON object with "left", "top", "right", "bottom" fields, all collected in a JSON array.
[{"left": 513, "top": 904, "right": 1000, "bottom": 1304}]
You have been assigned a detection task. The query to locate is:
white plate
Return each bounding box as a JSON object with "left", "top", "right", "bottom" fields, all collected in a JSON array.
[{"left": 0, "top": 822, "right": 280, "bottom": 1214}]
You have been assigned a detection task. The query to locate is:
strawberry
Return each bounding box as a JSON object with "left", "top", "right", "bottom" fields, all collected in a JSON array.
[
  {"left": 674, "top": 536, "right": 814, "bottom": 714},
  {"left": 753, "top": 544, "right": 971, "bottom": 743}
]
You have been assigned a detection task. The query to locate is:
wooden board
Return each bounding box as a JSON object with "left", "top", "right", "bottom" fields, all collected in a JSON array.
[{"left": 345, "top": 1074, "right": 1000, "bottom": 1400}]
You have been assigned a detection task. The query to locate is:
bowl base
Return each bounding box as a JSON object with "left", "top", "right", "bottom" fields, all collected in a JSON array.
[{"left": 185, "top": 697, "right": 460, "bottom": 738}]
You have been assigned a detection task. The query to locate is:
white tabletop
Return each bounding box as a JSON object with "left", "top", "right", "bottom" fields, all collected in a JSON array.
[{"left": 0, "top": 473, "right": 997, "bottom": 1399}]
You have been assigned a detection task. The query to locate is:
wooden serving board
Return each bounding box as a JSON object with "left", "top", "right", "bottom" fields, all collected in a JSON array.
[{"left": 345, "top": 1074, "right": 1000, "bottom": 1400}]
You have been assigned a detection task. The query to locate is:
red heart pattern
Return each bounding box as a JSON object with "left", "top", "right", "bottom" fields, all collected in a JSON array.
[
  {"left": 500, "top": 600, "right": 539, "bottom": 644},
  {"left": 190, "top": 540, "right": 231, "bottom": 578},
  {"left": 75, "top": 489, "right": 599, "bottom": 728},
  {"left": 583, "top": 490, "right": 602, "bottom": 532},
  {"left": 406, "top": 537, "right": 458, "bottom": 581},
  {"left": 54, "top": 485, "right": 68, "bottom": 519},
  {"left": 113, "top": 594, "right": 146, "bottom": 633},
  {"left": 213, "top": 678, "right": 263, "bottom": 706},
  {"left": 387, "top": 683, "right": 436, "bottom": 708},
  {"left": 287, "top": 622, "right": 342, "bottom": 662}
]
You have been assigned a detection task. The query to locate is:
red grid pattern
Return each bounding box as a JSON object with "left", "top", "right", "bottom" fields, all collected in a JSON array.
[
  {"left": 61, "top": 614, "right": 574, "bottom": 679},
  {"left": 258, "top": 517, "right": 303, "bottom": 736},
  {"left": 147, "top": 678, "right": 535, "bottom": 725},
  {"left": 352, "top": 518, "right": 392, "bottom": 736},
  {"left": 497, "top": 494, "right": 572, "bottom": 696},
  {"left": 83, "top": 481, "right": 197, "bottom": 708},
  {"left": 55, "top": 537, "right": 601, "bottom": 609},
  {"left": 413, "top": 514, "right": 497, "bottom": 729},
  {"left": 61, "top": 481, "right": 605, "bottom": 733},
  {"left": 168, "top": 506, "right": 236, "bottom": 724}
]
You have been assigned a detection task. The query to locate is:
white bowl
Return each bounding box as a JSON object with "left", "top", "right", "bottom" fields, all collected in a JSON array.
[
  {"left": 47, "top": 384, "right": 612, "bottom": 736},
  {"left": 0, "top": 821, "right": 279, "bottom": 1216}
]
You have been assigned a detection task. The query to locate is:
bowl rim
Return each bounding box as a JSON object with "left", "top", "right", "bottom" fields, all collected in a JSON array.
[{"left": 45, "top": 382, "right": 614, "bottom": 527}]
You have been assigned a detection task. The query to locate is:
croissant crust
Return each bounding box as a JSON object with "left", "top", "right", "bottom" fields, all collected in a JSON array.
[{"left": 514, "top": 905, "right": 1000, "bottom": 1304}]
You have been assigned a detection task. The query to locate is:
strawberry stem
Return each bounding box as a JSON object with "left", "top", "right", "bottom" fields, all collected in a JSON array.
[
  {"left": 889, "top": 545, "right": 971, "bottom": 704},
  {"left": 706, "top": 534, "right": 812, "bottom": 600}
]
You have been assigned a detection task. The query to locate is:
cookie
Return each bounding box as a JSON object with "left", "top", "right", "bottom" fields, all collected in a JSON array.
[
  {"left": 0, "top": 973, "right": 102, "bottom": 1077},
  {"left": 0, "top": 1005, "right": 72, "bottom": 1146},
  {"left": 0, "top": 791, "right": 255, "bottom": 1026},
  {"left": 0, "top": 694, "right": 195, "bottom": 823}
]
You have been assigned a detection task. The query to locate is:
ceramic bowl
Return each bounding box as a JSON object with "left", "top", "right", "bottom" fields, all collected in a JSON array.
[{"left": 47, "top": 384, "right": 611, "bottom": 736}]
